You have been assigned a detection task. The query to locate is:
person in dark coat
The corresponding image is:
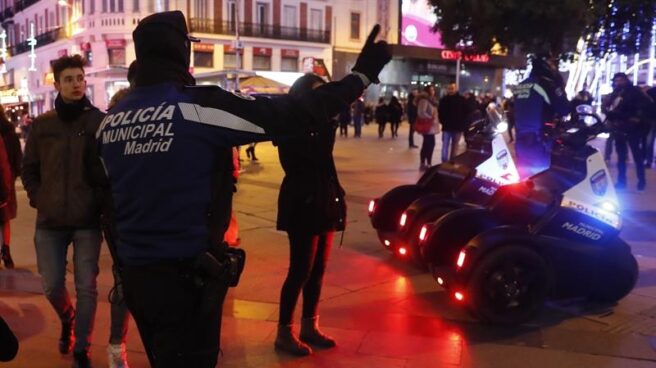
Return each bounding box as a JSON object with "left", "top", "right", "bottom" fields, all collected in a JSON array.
[
  {"left": 406, "top": 89, "right": 419, "bottom": 147},
  {"left": 0, "top": 105, "right": 21, "bottom": 269},
  {"left": 0, "top": 316, "right": 18, "bottom": 362},
  {"left": 375, "top": 97, "right": 388, "bottom": 138},
  {"left": 438, "top": 82, "right": 468, "bottom": 162},
  {"left": 338, "top": 104, "right": 351, "bottom": 137},
  {"left": 275, "top": 74, "right": 346, "bottom": 356},
  {"left": 388, "top": 96, "right": 403, "bottom": 138}
]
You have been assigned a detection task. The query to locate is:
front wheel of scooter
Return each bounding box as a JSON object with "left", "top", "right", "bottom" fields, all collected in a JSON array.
[{"left": 468, "top": 245, "right": 551, "bottom": 325}]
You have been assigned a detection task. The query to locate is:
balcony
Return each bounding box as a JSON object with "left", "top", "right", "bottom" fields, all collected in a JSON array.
[
  {"left": 9, "top": 26, "right": 65, "bottom": 56},
  {"left": 14, "top": 0, "right": 40, "bottom": 13},
  {"left": 189, "top": 18, "right": 331, "bottom": 44}
]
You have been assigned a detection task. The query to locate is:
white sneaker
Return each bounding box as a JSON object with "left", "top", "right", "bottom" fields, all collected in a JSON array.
[{"left": 107, "top": 343, "right": 129, "bottom": 368}]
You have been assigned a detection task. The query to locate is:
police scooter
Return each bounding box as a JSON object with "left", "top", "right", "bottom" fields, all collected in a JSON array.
[
  {"left": 368, "top": 118, "right": 519, "bottom": 262},
  {"left": 421, "top": 110, "right": 638, "bottom": 324}
]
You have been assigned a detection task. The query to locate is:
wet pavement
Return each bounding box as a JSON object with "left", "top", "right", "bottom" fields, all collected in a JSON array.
[{"left": 1, "top": 123, "right": 656, "bottom": 367}]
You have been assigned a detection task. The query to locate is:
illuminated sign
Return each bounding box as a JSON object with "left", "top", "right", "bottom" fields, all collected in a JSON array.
[
  {"left": 193, "top": 43, "right": 214, "bottom": 53},
  {"left": 440, "top": 50, "right": 490, "bottom": 63},
  {"left": 400, "top": 0, "right": 443, "bottom": 48}
]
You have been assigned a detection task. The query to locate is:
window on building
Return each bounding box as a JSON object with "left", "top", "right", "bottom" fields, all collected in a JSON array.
[
  {"left": 194, "top": 51, "right": 214, "bottom": 68},
  {"left": 194, "top": 0, "right": 208, "bottom": 19},
  {"left": 108, "top": 47, "right": 126, "bottom": 65},
  {"left": 281, "top": 57, "right": 298, "bottom": 72},
  {"left": 253, "top": 55, "right": 271, "bottom": 70},
  {"left": 132, "top": 0, "right": 138, "bottom": 11},
  {"left": 283, "top": 5, "right": 296, "bottom": 28},
  {"left": 103, "top": 0, "right": 124, "bottom": 13},
  {"left": 310, "top": 9, "right": 323, "bottom": 31},
  {"left": 224, "top": 53, "right": 237, "bottom": 69},
  {"left": 147, "top": 0, "right": 169, "bottom": 12},
  {"left": 90, "top": 0, "right": 95, "bottom": 14},
  {"left": 227, "top": 0, "right": 237, "bottom": 33},
  {"left": 256, "top": 2, "right": 269, "bottom": 24},
  {"left": 350, "top": 12, "right": 360, "bottom": 39}
]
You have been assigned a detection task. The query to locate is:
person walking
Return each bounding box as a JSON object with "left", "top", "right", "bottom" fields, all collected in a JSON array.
[
  {"left": 0, "top": 105, "right": 21, "bottom": 269},
  {"left": 415, "top": 85, "right": 439, "bottom": 170},
  {"left": 375, "top": 98, "right": 388, "bottom": 138},
  {"left": 407, "top": 89, "right": 419, "bottom": 148},
  {"left": 643, "top": 86, "right": 656, "bottom": 169},
  {"left": 388, "top": 96, "right": 403, "bottom": 138},
  {"left": 604, "top": 73, "right": 651, "bottom": 191},
  {"left": 352, "top": 96, "right": 365, "bottom": 138},
  {"left": 95, "top": 11, "right": 391, "bottom": 368},
  {"left": 21, "top": 55, "right": 105, "bottom": 368},
  {"left": 438, "top": 82, "right": 468, "bottom": 162},
  {"left": 274, "top": 74, "right": 347, "bottom": 356},
  {"left": 338, "top": 104, "right": 351, "bottom": 137}
]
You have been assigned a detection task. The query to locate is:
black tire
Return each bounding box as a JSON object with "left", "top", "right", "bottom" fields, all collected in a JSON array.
[
  {"left": 589, "top": 247, "right": 638, "bottom": 302},
  {"left": 468, "top": 245, "right": 551, "bottom": 325}
]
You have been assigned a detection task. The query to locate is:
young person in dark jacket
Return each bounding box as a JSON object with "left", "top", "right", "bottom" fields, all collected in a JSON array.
[
  {"left": 388, "top": 96, "right": 403, "bottom": 138},
  {"left": 21, "top": 55, "right": 104, "bottom": 368},
  {"left": 438, "top": 82, "right": 468, "bottom": 162},
  {"left": 95, "top": 11, "right": 391, "bottom": 368},
  {"left": 375, "top": 97, "right": 388, "bottom": 138},
  {"left": 0, "top": 105, "right": 20, "bottom": 269},
  {"left": 275, "top": 74, "right": 345, "bottom": 356}
]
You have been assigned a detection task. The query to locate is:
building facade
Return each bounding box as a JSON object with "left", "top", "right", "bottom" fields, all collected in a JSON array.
[{"left": 0, "top": 0, "right": 334, "bottom": 114}]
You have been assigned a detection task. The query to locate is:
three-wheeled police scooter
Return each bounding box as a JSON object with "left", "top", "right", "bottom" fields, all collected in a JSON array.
[
  {"left": 420, "top": 112, "right": 638, "bottom": 324},
  {"left": 368, "top": 119, "right": 519, "bottom": 261}
]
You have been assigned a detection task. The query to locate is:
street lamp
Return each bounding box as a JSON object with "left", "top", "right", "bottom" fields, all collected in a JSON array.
[{"left": 234, "top": 0, "right": 242, "bottom": 91}]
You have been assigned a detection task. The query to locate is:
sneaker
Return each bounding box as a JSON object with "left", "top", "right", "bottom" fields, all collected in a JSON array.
[
  {"left": 59, "top": 313, "right": 75, "bottom": 354},
  {"left": 73, "top": 350, "right": 92, "bottom": 368},
  {"left": 107, "top": 343, "right": 129, "bottom": 368}
]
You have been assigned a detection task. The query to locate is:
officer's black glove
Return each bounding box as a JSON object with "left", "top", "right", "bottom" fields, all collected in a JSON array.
[{"left": 352, "top": 25, "right": 392, "bottom": 85}]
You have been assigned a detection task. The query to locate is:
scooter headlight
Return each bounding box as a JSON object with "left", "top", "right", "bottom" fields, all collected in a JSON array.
[{"left": 495, "top": 121, "right": 508, "bottom": 133}]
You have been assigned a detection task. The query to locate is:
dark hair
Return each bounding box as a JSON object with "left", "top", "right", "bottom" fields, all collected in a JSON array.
[
  {"left": 423, "top": 85, "right": 434, "bottom": 93},
  {"left": 52, "top": 55, "right": 86, "bottom": 83},
  {"left": 289, "top": 73, "right": 325, "bottom": 97}
]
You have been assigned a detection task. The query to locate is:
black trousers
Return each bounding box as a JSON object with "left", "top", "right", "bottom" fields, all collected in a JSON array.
[
  {"left": 408, "top": 117, "right": 416, "bottom": 146},
  {"left": 279, "top": 231, "right": 333, "bottom": 325},
  {"left": 615, "top": 132, "right": 645, "bottom": 185},
  {"left": 121, "top": 260, "right": 228, "bottom": 368},
  {"left": 420, "top": 134, "right": 436, "bottom": 166}
]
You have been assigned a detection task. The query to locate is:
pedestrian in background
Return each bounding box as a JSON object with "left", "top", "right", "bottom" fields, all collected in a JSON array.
[
  {"left": 407, "top": 89, "right": 419, "bottom": 148},
  {"left": 642, "top": 85, "right": 656, "bottom": 169},
  {"left": 388, "top": 96, "right": 403, "bottom": 138},
  {"left": 0, "top": 105, "right": 21, "bottom": 269},
  {"left": 604, "top": 73, "right": 651, "bottom": 191},
  {"left": 352, "top": 96, "right": 365, "bottom": 138},
  {"left": 415, "top": 85, "right": 439, "bottom": 170},
  {"left": 275, "top": 73, "right": 346, "bottom": 356},
  {"left": 375, "top": 97, "right": 388, "bottom": 138},
  {"left": 18, "top": 111, "right": 32, "bottom": 142},
  {"left": 338, "top": 104, "right": 351, "bottom": 137},
  {"left": 22, "top": 55, "right": 104, "bottom": 368},
  {"left": 438, "top": 82, "right": 468, "bottom": 162}
]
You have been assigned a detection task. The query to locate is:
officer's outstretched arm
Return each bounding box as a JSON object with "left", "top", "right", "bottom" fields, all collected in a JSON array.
[{"left": 194, "top": 26, "right": 391, "bottom": 147}]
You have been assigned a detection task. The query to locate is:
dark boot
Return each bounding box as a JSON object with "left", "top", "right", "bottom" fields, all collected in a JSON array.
[
  {"left": 1, "top": 245, "right": 14, "bottom": 269},
  {"left": 59, "top": 312, "right": 75, "bottom": 354},
  {"left": 300, "top": 316, "right": 336, "bottom": 348},
  {"left": 73, "top": 350, "right": 92, "bottom": 368},
  {"left": 274, "top": 324, "right": 312, "bottom": 356}
]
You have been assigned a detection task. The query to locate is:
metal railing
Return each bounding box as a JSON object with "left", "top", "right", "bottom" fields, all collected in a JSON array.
[
  {"left": 13, "top": 0, "right": 40, "bottom": 13},
  {"left": 189, "top": 18, "right": 330, "bottom": 44},
  {"left": 9, "top": 26, "right": 65, "bottom": 56}
]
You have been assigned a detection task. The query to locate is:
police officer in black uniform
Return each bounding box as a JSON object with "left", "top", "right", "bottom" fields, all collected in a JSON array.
[
  {"left": 96, "top": 11, "right": 391, "bottom": 368},
  {"left": 513, "top": 53, "right": 570, "bottom": 178}
]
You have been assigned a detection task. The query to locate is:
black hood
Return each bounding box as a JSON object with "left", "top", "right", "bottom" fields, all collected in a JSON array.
[{"left": 132, "top": 11, "right": 196, "bottom": 86}]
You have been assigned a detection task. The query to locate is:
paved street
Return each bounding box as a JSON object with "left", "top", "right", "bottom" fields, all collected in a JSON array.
[{"left": 2, "top": 123, "right": 656, "bottom": 368}]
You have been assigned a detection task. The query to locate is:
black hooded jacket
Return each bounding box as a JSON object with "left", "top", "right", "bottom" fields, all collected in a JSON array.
[{"left": 97, "top": 11, "right": 365, "bottom": 265}]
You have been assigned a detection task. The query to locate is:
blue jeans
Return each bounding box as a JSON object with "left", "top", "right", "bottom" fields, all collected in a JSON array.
[
  {"left": 441, "top": 131, "right": 463, "bottom": 163},
  {"left": 35, "top": 227, "right": 102, "bottom": 352},
  {"left": 353, "top": 116, "right": 362, "bottom": 137}
]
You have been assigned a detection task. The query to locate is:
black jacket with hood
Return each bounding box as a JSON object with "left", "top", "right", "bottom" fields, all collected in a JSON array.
[{"left": 97, "top": 11, "right": 366, "bottom": 265}]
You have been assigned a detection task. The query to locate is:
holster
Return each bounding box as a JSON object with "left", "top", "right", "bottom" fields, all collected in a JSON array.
[{"left": 193, "top": 242, "right": 246, "bottom": 288}]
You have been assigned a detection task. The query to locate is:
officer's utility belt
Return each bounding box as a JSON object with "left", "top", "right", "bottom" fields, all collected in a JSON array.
[{"left": 193, "top": 242, "right": 246, "bottom": 288}]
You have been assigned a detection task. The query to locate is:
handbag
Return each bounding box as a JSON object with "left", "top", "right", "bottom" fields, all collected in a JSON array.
[{"left": 415, "top": 116, "right": 434, "bottom": 134}]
